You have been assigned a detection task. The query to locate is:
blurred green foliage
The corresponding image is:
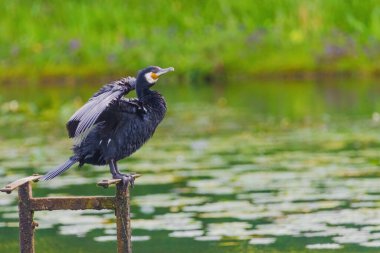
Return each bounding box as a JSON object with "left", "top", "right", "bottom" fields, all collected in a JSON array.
[{"left": 1, "top": 0, "right": 380, "bottom": 79}]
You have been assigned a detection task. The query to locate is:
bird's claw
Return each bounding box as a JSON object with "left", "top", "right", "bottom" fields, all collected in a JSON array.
[
  {"left": 113, "top": 173, "right": 135, "bottom": 188},
  {"left": 123, "top": 174, "right": 135, "bottom": 188}
]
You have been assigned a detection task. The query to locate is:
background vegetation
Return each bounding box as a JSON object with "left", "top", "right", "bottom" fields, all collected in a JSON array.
[
  {"left": 2, "top": 0, "right": 380, "bottom": 80},
  {"left": 3, "top": 2, "right": 380, "bottom": 253}
]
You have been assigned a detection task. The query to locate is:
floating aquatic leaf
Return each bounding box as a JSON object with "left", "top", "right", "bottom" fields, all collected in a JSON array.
[
  {"left": 134, "top": 194, "right": 209, "bottom": 208},
  {"left": 169, "top": 230, "right": 203, "bottom": 238},
  {"left": 94, "top": 235, "right": 116, "bottom": 242},
  {"left": 132, "top": 235, "right": 151, "bottom": 241},
  {"left": 132, "top": 214, "right": 201, "bottom": 231},
  {"left": 207, "top": 222, "right": 253, "bottom": 238},
  {"left": 140, "top": 205, "right": 155, "bottom": 214},
  {"left": 184, "top": 201, "right": 254, "bottom": 213},
  {"left": 360, "top": 240, "right": 380, "bottom": 247},
  {"left": 306, "top": 243, "right": 342, "bottom": 249},
  {"left": 333, "top": 232, "right": 370, "bottom": 244},
  {"left": 248, "top": 237, "right": 276, "bottom": 245},
  {"left": 194, "top": 235, "right": 222, "bottom": 241},
  {"left": 60, "top": 223, "right": 104, "bottom": 237}
]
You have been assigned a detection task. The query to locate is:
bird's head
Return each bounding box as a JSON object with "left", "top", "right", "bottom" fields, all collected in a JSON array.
[{"left": 136, "top": 66, "right": 175, "bottom": 89}]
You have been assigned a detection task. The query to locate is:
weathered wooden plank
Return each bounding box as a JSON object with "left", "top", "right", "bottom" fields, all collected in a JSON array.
[
  {"left": 18, "top": 182, "right": 35, "bottom": 253},
  {"left": 1, "top": 175, "right": 41, "bottom": 194},
  {"left": 30, "top": 196, "right": 116, "bottom": 211}
]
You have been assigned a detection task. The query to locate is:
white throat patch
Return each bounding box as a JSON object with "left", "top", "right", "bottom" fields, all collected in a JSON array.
[{"left": 144, "top": 72, "right": 157, "bottom": 84}]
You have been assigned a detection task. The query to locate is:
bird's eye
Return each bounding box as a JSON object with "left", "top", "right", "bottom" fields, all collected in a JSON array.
[{"left": 151, "top": 73, "right": 159, "bottom": 80}]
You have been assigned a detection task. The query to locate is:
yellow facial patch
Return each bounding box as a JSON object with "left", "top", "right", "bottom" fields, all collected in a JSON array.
[{"left": 151, "top": 73, "right": 159, "bottom": 80}]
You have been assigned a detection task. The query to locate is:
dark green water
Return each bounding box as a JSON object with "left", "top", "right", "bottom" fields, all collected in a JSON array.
[{"left": 1, "top": 78, "right": 380, "bottom": 252}]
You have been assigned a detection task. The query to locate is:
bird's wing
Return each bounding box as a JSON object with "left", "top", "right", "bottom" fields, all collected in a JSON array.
[
  {"left": 113, "top": 98, "right": 146, "bottom": 114},
  {"left": 66, "top": 77, "right": 136, "bottom": 138}
]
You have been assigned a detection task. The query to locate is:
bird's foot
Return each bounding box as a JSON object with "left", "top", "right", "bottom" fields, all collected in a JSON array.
[{"left": 112, "top": 173, "right": 135, "bottom": 187}]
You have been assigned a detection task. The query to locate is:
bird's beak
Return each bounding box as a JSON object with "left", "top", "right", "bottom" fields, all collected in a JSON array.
[{"left": 156, "top": 67, "right": 175, "bottom": 76}]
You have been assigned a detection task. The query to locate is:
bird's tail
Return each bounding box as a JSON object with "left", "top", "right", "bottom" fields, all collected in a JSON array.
[{"left": 41, "top": 157, "right": 78, "bottom": 181}]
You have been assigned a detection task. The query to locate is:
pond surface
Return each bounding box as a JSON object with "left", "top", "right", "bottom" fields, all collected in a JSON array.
[{"left": 1, "top": 78, "right": 380, "bottom": 252}]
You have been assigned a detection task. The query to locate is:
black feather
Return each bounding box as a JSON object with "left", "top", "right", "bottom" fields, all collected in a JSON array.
[{"left": 41, "top": 157, "right": 78, "bottom": 180}]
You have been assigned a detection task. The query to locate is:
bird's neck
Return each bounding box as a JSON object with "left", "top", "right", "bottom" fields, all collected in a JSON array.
[
  {"left": 142, "top": 90, "right": 167, "bottom": 121},
  {"left": 136, "top": 88, "right": 167, "bottom": 123},
  {"left": 137, "top": 86, "right": 152, "bottom": 101},
  {"left": 138, "top": 89, "right": 163, "bottom": 105}
]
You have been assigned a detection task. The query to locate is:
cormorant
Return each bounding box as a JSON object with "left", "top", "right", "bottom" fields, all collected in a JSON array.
[{"left": 41, "top": 66, "right": 174, "bottom": 185}]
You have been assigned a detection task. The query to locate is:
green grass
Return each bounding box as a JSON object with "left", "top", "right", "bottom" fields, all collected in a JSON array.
[{"left": 2, "top": 0, "right": 380, "bottom": 80}]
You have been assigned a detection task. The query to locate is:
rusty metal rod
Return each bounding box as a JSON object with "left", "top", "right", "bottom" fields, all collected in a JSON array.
[
  {"left": 2, "top": 176, "right": 136, "bottom": 253},
  {"left": 18, "top": 182, "right": 35, "bottom": 253},
  {"left": 30, "top": 196, "right": 116, "bottom": 211},
  {"left": 1, "top": 175, "right": 41, "bottom": 194},
  {"left": 115, "top": 183, "right": 132, "bottom": 253}
]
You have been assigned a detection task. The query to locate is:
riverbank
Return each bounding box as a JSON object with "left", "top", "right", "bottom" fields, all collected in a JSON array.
[{"left": 2, "top": 1, "right": 380, "bottom": 81}]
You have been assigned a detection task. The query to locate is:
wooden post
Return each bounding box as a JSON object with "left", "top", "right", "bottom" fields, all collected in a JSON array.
[
  {"left": 18, "top": 182, "right": 35, "bottom": 253},
  {"left": 115, "top": 183, "right": 132, "bottom": 253}
]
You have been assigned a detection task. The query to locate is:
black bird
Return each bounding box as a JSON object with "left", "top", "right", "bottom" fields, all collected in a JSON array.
[{"left": 41, "top": 66, "right": 174, "bottom": 185}]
